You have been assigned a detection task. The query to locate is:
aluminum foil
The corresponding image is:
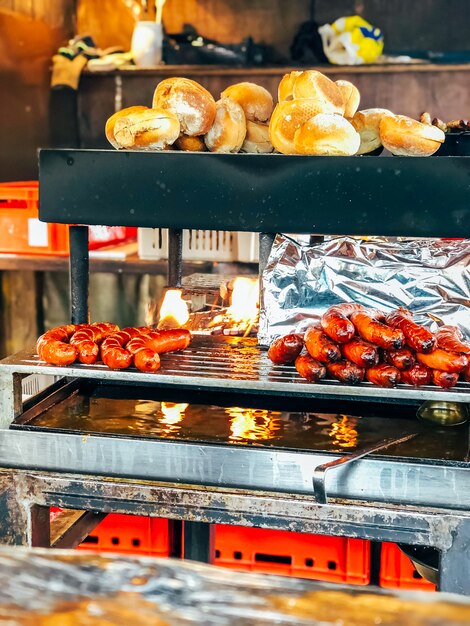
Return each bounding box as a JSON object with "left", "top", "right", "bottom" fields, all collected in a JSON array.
[{"left": 259, "top": 235, "right": 470, "bottom": 346}]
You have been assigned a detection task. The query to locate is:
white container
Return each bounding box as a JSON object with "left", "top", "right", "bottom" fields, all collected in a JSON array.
[
  {"left": 138, "top": 228, "right": 259, "bottom": 263},
  {"left": 21, "top": 374, "right": 61, "bottom": 400},
  {"left": 131, "top": 21, "right": 163, "bottom": 66}
]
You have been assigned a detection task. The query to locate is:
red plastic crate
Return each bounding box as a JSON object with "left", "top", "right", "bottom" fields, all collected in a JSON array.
[
  {"left": 379, "top": 543, "right": 436, "bottom": 592},
  {"left": 76, "top": 514, "right": 170, "bottom": 557},
  {"left": 213, "top": 525, "right": 370, "bottom": 585},
  {"left": 0, "top": 181, "right": 136, "bottom": 255}
]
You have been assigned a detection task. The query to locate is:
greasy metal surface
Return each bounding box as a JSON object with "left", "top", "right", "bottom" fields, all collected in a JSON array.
[
  {"left": 3, "top": 337, "right": 470, "bottom": 404},
  {"left": 39, "top": 150, "right": 470, "bottom": 238},
  {"left": 50, "top": 509, "right": 107, "bottom": 549}
]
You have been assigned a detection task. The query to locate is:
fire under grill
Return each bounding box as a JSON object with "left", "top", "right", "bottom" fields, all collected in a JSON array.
[{"left": 3, "top": 336, "right": 470, "bottom": 405}]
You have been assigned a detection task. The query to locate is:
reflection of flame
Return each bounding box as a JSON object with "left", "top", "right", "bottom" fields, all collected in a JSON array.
[
  {"left": 227, "top": 407, "right": 280, "bottom": 442},
  {"left": 157, "top": 289, "right": 189, "bottom": 329},
  {"left": 160, "top": 402, "right": 188, "bottom": 436},
  {"left": 226, "top": 278, "right": 259, "bottom": 324},
  {"left": 329, "top": 415, "right": 358, "bottom": 449}
]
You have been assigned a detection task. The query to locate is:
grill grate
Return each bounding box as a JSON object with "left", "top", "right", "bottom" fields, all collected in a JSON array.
[{"left": 3, "top": 337, "right": 470, "bottom": 404}]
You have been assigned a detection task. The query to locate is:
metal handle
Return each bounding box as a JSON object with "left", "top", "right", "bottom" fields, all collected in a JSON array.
[{"left": 312, "top": 433, "right": 418, "bottom": 504}]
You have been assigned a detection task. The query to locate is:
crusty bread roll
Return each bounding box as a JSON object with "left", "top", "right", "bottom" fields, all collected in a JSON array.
[
  {"left": 152, "top": 77, "right": 216, "bottom": 136},
  {"left": 292, "top": 71, "right": 345, "bottom": 115},
  {"left": 379, "top": 114, "right": 445, "bottom": 156},
  {"left": 336, "top": 80, "right": 361, "bottom": 118},
  {"left": 269, "top": 99, "right": 335, "bottom": 154},
  {"left": 241, "top": 121, "right": 273, "bottom": 153},
  {"left": 106, "top": 106, "right": 180, "bottom": 150},
  {"left": 294, "top": 114, "right": 361, "bottom": 156},
  {"left": 221, "top": 82, "right": 273, "bottom": 123},
  {"left": 278, "top": 71, "right": 303, "bottom": 102},
  {"left": 351, "top": 108, "right": 394, "bottom": 154},
  {"left": 105, "top": 106, "right": 148, "bottom": 149},
  {"left": 174, "top": 134, "right": 207, "bottom": 152},
  {"left": 204, "top": 98, "right": 247, "bottom": 153}
]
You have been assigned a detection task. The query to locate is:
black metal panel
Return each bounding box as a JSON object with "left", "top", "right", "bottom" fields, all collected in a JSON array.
[{"left": 39, "top": 150, "right": 470, "bottom": 237}]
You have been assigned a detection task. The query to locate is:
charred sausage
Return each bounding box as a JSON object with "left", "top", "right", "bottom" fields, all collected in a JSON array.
[
  {"left": 432, "top": 370, "right": 459, "bottom": 389},
  {"left": 326, "top": 360, "right": 365, "bottom": 384},
  {"left": 320, "top": 303, "right": 363, "bottom": 343},
  {"left": 268, "top": 334, "right": 304, "bottom": 364},
  {"left": 366, "top": 363, "right": 400, "bottom": 388},
  {"left": 342, "top": 338, "right": 379, "bottom": 368},
  {"left": 416, "top": 349, "right": 468, "bottom": 373},
  {"left": 36, "top": 325, "right": 78, "bottom": 366},
  {"left": 305, "top": 326, "right": 341, "bottom": 363},
  {"left": 435, "top": 325, "right": 470, "bottom": 354},
  {"left": 295, "top": 354, "right": 326, "bottom": 382},
  {"left": 383, "top": 348, "right": 416, "bottom": 371},
  {"left": 400, "top": 363, "right": 432, "bottom": 387},
  {"left": 350, "top": 311, "right": 404, "bottom": 350},
  {"left": 386, "top": 308, "right": 435, "bottom": 353}
]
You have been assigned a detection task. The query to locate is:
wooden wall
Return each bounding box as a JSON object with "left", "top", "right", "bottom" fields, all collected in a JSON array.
[{"left": 0, "top": 0, "right": 74, "bottom": 181}]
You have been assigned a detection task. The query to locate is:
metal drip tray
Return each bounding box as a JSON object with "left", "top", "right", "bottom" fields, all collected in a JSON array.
[{"left": 3, "top": 336, "right": 470, "bottom": 405}]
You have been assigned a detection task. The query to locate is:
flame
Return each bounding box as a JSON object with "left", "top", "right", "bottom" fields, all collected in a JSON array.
[
  {"left": 227, "top": 407, "right": 280, "bottom": 442},
  {"left": 157, "top": 289, "right": 189, "bottom": 328},
  {"left": 160, "top": 402, "right": 188, "bottom": 436},
  {"left": 226, "top": 278, "right": 259, "bottom": 323},
  {"left": 329, "top": 415, "right": 358, "bottom": 449}
]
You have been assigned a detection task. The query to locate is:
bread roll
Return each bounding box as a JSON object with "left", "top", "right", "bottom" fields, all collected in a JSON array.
[
  {"left": 221, "top": 82, "right": 273, "bottom": 123},
  {"left": 241, "top": 121, "right": 273, "bottom": 153},
  {"left": 294, "top": 114, "right": 360, "bottom": 156},
  {"left": 351, "top": 108, "right": 394, "bottom": 155},
  {"left": 379, "top": 114, "right": 445, "bottom": 156},
  {"left": 336, "top": 80, "right": 360, "bottom": 118},
  {"left": 269, "top": 99, "right": 334, "bottom": 154},
  {"left": 204, "top": 98, "right": 247, "bottom": 153},
  {"left": 105, "top": 106, "right": 148, "bottom": 149},
  {"left": 292, "top": 71, "right": 345, "bottom": 115},
  {"left": 107, "top": 106, "right": 180, "bottom": 150},
  {"left": 152, "top": 77, "right": 216, "bottom": 136},
  {"left": 174, "top": 134, "right": 206, "bottom": 152},
  {"left": 278, "top": 71, "right": 303, "bottom": 102}
]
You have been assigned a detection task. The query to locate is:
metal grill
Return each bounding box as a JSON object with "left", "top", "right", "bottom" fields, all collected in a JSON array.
[{"left": 3, "top": 336, "right": 470, "bottom": 404}]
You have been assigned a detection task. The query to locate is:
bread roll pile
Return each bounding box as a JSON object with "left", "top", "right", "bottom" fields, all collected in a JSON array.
[{"left": 105, "top": 71, "right": 445, "bottom": 157}]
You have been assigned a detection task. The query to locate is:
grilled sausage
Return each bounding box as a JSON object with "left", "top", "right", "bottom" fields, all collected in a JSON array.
[
  {"left": 295, "top": 354, "right": 326, "bottom": 382},
  {"left": 435, "top": 325, "right": 470, "bottom": 354},
  {"left": 126, "top": 335, "right": 161, "bottom": 373},
  {"left": 383, "top": 348, "right": 416, "bottom": 371},
  {"left": 70, "top": 327, "right": 100, "bottom": 365},
  {"left": 100, "top": 332, "right": 133, "bottom": 370},
  {"left": 320, "top": 303, "right": 363, "bottom": 343},
  {"left": 268, "top": 334, "right": 304, "bottom": 364},
  {"left": 432, "top": 370, "right": 459, "bottom": 389},
  {"left": 366, "top": 364, "right": 400, "bottom": 388},
  {"left": 305, "top": 326, "right": 341, "bottom": 363},
  {"left": 342, "top": 338, "right": 379, "bottom": 368},
  {"left": 36, "top": 325, "right": 78, "bottom": 366},
  {"left": 350, "top": 311, "right": 404, "bottom": 350},
  {"left": 326, "top": 360, "right": 365, "bottom": 385},
  {"left": 147, "top": 329, "right": 191, "bottom": 354},
  {"left": 400, "top": 363, "right": 432, "bottom": 387},
  {"left": 416, "top": 349, "right": 468, "bottom": 373},
  {"left": 386, "top": 308, "right": 435, "bottom": 353}
]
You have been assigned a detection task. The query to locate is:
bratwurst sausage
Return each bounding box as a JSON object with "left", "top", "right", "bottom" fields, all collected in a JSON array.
[
  {"left": 416, "top": 349, "right": 468, "bottom": 374},
  {"left": 386, "top": 308, "right": 435, "bottom": 353},
  {"left": 342, "top": 338, "right": 379, "bottom": 368},
  {"left": 326, "top": 360, "right": 365, "bottom": 384},
  {"left": 350, "top": 311, "right": 404, "bottom": 350},
  {"left": 268, "top": 334, "right": 304, "bottom": 364},
  {"left": 295, "top": 354, "right": 326, "bottom": 382},
  {"left": 321, "top": 303, "right": 363, "bottom": 343},
  {"left": 305, "top": 327, "right": 341, "bottom": 363},
  {"left": 435, "top": 325, "right": 470, "bottom": 354},
  {"left": 366, "top": 363, "right": 400, "bottom": 388},
  {"left": 400, "top": 363, "right": 432, "bottom": 387}
]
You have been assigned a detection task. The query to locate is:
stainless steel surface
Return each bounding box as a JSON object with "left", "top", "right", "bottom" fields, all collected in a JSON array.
[
  {"left": 0, "top": 428, "right": 468, "bottom": 510},
  {"left": 417, "top": 401, "right": 470, "bottom": 426},
  {"left": 182, "top": 273, "right": 257, "bottom": 293},
  {"left": 259, "top": 235, "right": 470, "bottom": 345},
  {"left": 3, "top": 338, "right": 470, "bottom": 405}
]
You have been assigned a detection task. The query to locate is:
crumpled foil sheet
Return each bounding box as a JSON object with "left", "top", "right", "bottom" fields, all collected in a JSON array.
[
  {"left": 0, "top": 547, "right": 469, "bottom": 625},
  {"left": 259, "top": 235, "right": 470, "bottom": 346}
]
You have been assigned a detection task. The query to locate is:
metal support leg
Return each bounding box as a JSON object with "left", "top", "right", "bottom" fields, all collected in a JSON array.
[
  {"left": 438, "top": 518, "right": 470, "bottom": 594},
  {"left": 168, "top": 228, "right": 183, "bottom": 288},
  {"left": 69, "top": 226, "right": 89, "bottom": 324},
  {"left": 183, "top": 521, "right": 215, "bottom": 563}
]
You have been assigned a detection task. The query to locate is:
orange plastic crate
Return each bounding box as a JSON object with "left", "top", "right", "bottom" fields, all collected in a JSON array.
[
  {"left": 76, "top": 514, "right": 170, "bottom": 557},
  {"left": 0, "top": 181, "right": 136, "bottom": 255},
  {"left": 213, "top": 525, "right": 370, "bottom": 585},
  {"left": 379, "top": 543, "right": 436, "bottom": 592}
]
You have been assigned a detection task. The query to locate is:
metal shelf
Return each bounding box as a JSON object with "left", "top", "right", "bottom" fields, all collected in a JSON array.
[{"left": 39, "top": 150, "right": 470, "bottom": 238}]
